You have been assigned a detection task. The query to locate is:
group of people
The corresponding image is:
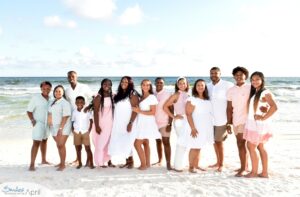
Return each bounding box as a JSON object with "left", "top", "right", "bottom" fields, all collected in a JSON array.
[{"left": 27, "top": 67, "right": 277, "bottom": 178}]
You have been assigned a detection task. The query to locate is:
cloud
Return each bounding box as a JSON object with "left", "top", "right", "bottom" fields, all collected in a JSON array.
[
  {"left": 104, "top": 34, "right": 117, "bottom": 45},
  {"left": 78, "top": 47, "right": 95, "bottom": 58},
  {"left": 119, "top": 4, "right": 143, "bottom": 25},
  {"left": 0, "top": 26, "right": 2, "bottom": 35},
  {"left": 44, "top": 16, "right": 77, "bottom": 28},
  {"left": 63, "top": 0, "right": 116, "bottom": 20}
]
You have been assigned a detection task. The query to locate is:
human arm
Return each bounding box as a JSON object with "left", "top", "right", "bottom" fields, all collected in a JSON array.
[
  {"left": 127, "top": 94, "right": 139, "bottom": 132},
  {"left": 93, "top": 95, "right": 102, "bottom": 134},
  {"left": 186, "top": 100, "right": 197, "bottom": 138},
  {"left": 226, "top": 101, "right": 233, "bottom": 134},
  {"left": 27, "top": 111, "right": 36, "bottom": 126},
  {"left": 57, "top": 116, "right": 70, "bottom": 136},
  {"left": 166, "top": 105, "right": 174, "bottom": 132},
  {"left": 254, "top": 93, "right": 278, "bottom": 121},
  {"left": 132, "top": 104, "right": 156, "bottom": 115}
]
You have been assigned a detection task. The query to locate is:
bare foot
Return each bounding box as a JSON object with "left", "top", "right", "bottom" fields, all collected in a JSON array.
[
  {"left": 167, "top": 163, "right": 172, "bottom": 171},
  {"left": 216, "top": 166, "right": 223, "bottom": 172},
  {"left": 69, "top": 159, "right": 78, "bottom": 166},
  {"left": 235, "top": 170, "right": 246, "bottom": 177},
  {"left": 244, "top": 172, "right": 258, "bottom": 178},
  {"left": 189, "top": 168, "right": 197, "bottom": 173},
  {"left": 196, "top": 166, "right": 206, "bottom": 171},
  {"left": 56, "top": 165, "right": 66, "bottom": 171},
  {"left": 138, "top": 166, "right": 147, "bottom": 170},
  {"left": 29, "top": 165, "right": 36, "bottom": 171},
  {"left": 41, "top": 161, "right": 51, "bottom": 165},
  {"left": 54, "top": 164, "right": 60, "bottom": 167},
  {"left": 89, "top": 165, "right": 95, "bottom": 169},
  {"left": 208, "top": 163, "right": 219, "bottom": 168},
  {"left": 173, "top": 168, "right": 183, "bottom": 173},
  {"left": 100, "top": 165, "right": 108, "bottom": 168},
  {"left": 258, "top": 173, "right": 269, "bottom": 178},
  {"left": 108, "top": 161, "right": 116, "bottom": 168},
  {"left": 76, "top": 164, "right": 82, "bottom": 169},
  {"left": 152, "top": 161, "right": 162, "bottom": 166},
  {"left": 234, "top": 168, "right": 241, "bottom": 172}
]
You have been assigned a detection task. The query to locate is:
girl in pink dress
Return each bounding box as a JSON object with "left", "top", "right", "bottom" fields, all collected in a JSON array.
[
  {"left": 244, "top": 72, "right": 277, "bottom": 178},
  {"left": 92, "top": 78, "right": 115, "bottom": 167}
]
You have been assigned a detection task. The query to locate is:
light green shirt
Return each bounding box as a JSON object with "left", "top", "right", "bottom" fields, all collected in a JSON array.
[{"left": 27, "top": 94, "right": 51, "bottom": 123}]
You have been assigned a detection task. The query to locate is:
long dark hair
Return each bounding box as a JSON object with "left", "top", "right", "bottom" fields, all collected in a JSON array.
[
  {"left": 192, "top": 79, "right": 209, "bottom": 100},
  {"left": 141, "top": 79, "right": 154, "bottom": 95},
  {"left": 249, "top": 71, "right": 266, "bottom": 111},
  {"left": 51, "top": 85, "right": 66, "bottom": 106},
  {"left": 175, "top": 77, "right": 189, "bottom": 92},
  {"left": 114, "top": 76, "right": 138, "bottom": 103},
  {"left": 98, "top": 78, "right": 114, "bottom": 114}
]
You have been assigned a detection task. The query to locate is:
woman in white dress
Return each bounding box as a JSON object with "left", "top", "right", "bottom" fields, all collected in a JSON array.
[
  {"left": 132, "top": 79, "right": 161, "bottom": 170},
  {"left": 186, "top": 79, "right": 214, "bottom": 173},
  {"left": 108, "top": 76, "right": 139, "bottom": 169}
]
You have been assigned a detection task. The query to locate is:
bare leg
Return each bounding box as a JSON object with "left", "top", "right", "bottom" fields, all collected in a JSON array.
[
  {"left": 75, "top": 145, "right": 82, "bottom": 169},
  {"left": 194, "top": 149, "right": 200, "bottom": 172},
  {"left": 257, "top": 143, "right": 269, "bottom": 178},
  {"left": 235, "top": 133, "right": 247, "bottom": 177},
  {"left": 143, "top": 139, "right": 151, "bottom": 168},
  {"left": 162, "top": 137, "right": 172, "bottom": 170},
  {"left": 29, "top": 140, "right": 41, "bottom": 171},
  {"left": 40, "top": 139, "right": 50, "bottom": 164},
  {"left": 188, "top": 149, "right": 197, "bottom": 173},
  {"left": 245, "top": 142, "right": 258, "bottom": 178},
  {"left": 134, "top": 139, "right": 147, "bottom": 170},
  {"left": 152, "top": 139, "right": 162, "bottom": 166},
  {"left": 216, "top": 141, "right": 224, "bottom": 172},
  {"left": 56, "top": 135, "right": 68, "bottom": 171},
  {"left": 84, "top": 145, "right": 95, "bottom": 169},
  {"left": 209, "top": 143, "right": 219, "bottom": 168},
  {"left": 196, "top": 150, "right": 206, "bottom": 171}
]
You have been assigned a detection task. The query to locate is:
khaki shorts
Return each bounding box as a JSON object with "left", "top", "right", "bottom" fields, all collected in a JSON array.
[
  {"left": 233, "top": 124, "right": 245, "bottom": 135},
  {"left": 214, "top": 125, "right": 228, "bottom": 142},
  {"left": 159, "top": 126, "right": 171, "bottom": 138},
  {"left": 73, "top": 132, "right": 91, "bottom": 146}
]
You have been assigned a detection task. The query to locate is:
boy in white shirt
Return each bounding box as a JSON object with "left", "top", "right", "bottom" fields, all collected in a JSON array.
[{"left": 72, "top": 96, "right": 94, "bottom": 169}]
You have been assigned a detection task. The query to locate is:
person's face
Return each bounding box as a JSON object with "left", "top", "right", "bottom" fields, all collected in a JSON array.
[
  {"left": 68, "top": 73, "right": 78, "bottom": 85},
  {"left": 141, "top": 80, "right": 151, "bottom": 94},
  {"left": 121, "top": 78, "right": 129, "bottom": 90},
  {"left": 75, "top": 99, "right": 85, "bottom": 110},
  {"left": 196, "top": 81, "right": 206, "bottom": 95},
  {"left": 155, "top": 79, "right": 164, "bottom": 92},
  {"left": 102, "top": 80, "right": 112, "bottom": 92},
  {"left": 210, "top": 69, "right": 221, "bottom": 83},
  {"left": 177, "top": 79, "right": 187, "bottom": 91},
  {"left": 251, "top": 75, "right": 262, "bottom": 89},
  {"left": 41, "top": 84, "right": 51, "bottom": 97},
  {"left": 54, "top": 87, "right": 64, "bottom": 99},
  {"left": 234, "top": 71, "right": 246, "bottom": 84}
]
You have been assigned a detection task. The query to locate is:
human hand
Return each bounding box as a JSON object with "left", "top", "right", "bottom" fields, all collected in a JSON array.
[
  {"left": 96, "top": 126, "right": 102, "bottom": 134},
  {"left": 191, "top": 128, "right": 198, "bottom": 138},
  {"left": 31, "top": 119, "right": 36, "bottom": 126},
  {"left": 132, "top": 106, "right": 140, "bottom": 113},
  {"left": 166, "top": 124, "right": 172, "bottom": 132},
  {"left": 127, "top": 123, "right": 132, "bottom": 132},
  {"left": 226, "top": 124, "right": 232, "bottom": 134}
]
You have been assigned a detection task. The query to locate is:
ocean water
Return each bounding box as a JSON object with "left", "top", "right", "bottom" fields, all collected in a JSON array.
[{"left": 0, "top": 77, "right": 299, "bottom": 136}]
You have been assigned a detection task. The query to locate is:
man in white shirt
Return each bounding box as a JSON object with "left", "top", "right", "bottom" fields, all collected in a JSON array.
[
  {"left": 65, "top": 71, "right": 93, "bottom": 165},
  {"left": 207, "top": 67, "right": 234, "bottom": 172}
]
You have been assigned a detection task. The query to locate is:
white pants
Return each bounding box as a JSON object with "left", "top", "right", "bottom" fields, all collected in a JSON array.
[{"left": 174, "top": 145, "right": 187, "bottom": 171}]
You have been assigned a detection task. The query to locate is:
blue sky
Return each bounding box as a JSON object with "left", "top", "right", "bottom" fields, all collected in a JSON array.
[{"left": 0, "top": 0, "right": 299, "bottom": 76}]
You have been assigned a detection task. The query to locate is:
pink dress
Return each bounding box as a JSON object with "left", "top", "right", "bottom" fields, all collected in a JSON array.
[
  {"left": 244, "top": 90, "right": 274, "bottom": 145},
  {"left": 92, "top": 97, "right": 113, "bottom": 166}
]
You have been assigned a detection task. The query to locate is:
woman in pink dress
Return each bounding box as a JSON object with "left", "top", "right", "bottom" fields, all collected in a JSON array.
[
  {"left": 163, "top": 77, "right": 190, "bottom": 172},
  {"left": 92, "top": 78, "right": 115, "bottom": 167},
  {"left": 244, "top": 72, "right": 277, "bottom": 178}
]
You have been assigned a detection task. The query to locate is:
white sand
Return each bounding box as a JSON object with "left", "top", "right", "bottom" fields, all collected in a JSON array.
[{"left": 0, "top": 124, "right": 300, "bottom": 196}]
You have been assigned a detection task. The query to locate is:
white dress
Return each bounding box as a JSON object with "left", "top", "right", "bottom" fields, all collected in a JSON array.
[
  {"left": 187, "top": 97, "right": 214, "bottom": 149},
  {"left": 108, "top": 98, "right": 137, "bottom": 158},
  {"left": 135, "top": 95, "right": 161, "bottom": 140}
]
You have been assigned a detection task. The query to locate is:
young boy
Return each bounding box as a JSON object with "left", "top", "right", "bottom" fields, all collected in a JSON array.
[{"left": 72, "top": 96, "right": 94, "bottom": 169}]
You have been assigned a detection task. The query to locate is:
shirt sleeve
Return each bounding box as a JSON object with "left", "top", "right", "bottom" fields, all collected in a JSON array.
[
  {"left": 150, "top": 95, "right": 158, "bottom": 105},
  {"left": 27, "top": 96, "right": 35, "bottom": 112},
  {"left": 187, "top": 97, "right": 196, "bottom": 106},
  {"left": 71, "top": 110, "right": 76, "bottom": 122},
  {"left": 63, "top": 100, "right": 72, "bottom": 117},
  {"left": 226, "top": 88, "right": 233, "bottom": 101}
]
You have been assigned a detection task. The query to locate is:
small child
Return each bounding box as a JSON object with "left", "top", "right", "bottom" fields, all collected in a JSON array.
[{"left": 72, "top": 96, "right": 94, "bottom": 169}]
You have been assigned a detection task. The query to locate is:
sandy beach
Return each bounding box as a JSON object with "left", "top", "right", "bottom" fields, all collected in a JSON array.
[{"left": 1, "top": 122, "right": 300, "bottom": 196}]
